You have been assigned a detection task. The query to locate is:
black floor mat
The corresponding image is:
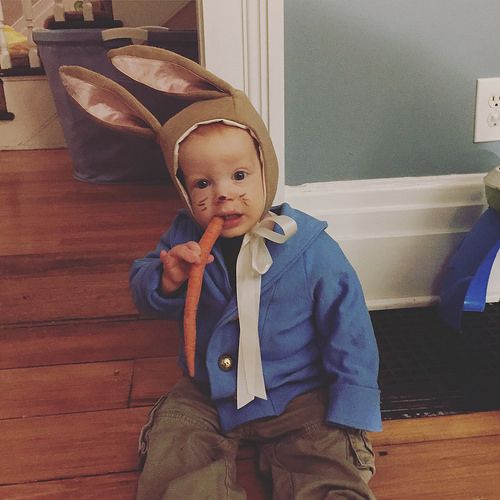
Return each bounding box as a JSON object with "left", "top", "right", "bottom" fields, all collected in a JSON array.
[{"left": 370, "top": 303, "right": 500, "bottom": 420}]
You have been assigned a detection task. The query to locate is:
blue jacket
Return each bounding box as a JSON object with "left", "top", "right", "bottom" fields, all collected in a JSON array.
[{"left": 130, "top": 203, "right": 382, "bottom": 433}]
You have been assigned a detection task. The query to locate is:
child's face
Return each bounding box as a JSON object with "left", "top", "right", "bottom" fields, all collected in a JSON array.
[{"left": 179, "top": 125, "right": 266, "bottom": 238}]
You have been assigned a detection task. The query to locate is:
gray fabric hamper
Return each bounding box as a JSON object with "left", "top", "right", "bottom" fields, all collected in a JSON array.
[{"left": 33, "top": 28, "right": 198, "bottom": 183}]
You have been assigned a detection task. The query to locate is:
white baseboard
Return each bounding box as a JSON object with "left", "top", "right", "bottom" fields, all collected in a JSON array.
[{"left": 285, "top": 174, "right": 499, "bottom": 310}]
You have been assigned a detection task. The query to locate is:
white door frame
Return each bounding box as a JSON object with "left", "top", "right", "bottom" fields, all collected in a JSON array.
[{"left": 197, "top": 0, "right": 285, "bottom": 203}]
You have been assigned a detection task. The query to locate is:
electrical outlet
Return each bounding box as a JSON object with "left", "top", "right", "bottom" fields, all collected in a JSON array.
[
  {"left": 488, "top": 95, "right": 500, "bottom": 108},
  {"left": 474, "top": 77, "right": 500, "bottom": 142}
]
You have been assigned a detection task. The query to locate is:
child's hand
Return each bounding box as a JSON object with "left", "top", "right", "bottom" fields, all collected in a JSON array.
[{"left": 160, "top": 242, "right": 214, "bottom": 295}]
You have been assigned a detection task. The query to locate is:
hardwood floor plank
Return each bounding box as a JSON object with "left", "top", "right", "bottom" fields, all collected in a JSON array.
[
  {"left": 1, "top": 272, "right": 136, "bottom": 324},
  {"left": 0, "top": 361, "right": 133, "bottom": 419},
  {"left": 236, "top": 458, "right": 270, "bottom": 500},
  {"left": 0, "top": 318, "right": 177, "bottom": 370},
  {"left": 370, "top": 410, "right": 500, "bottom": 446},
  {"left": 0, "top": 149, "right": 73, "bottom": 173},
  {"left": 0, "top": 407, "right": 149, "bottom": 485},
  {"left": 130, "top": 357, "right": 183, "bottom": 407},
  {"left": 0, "top": 150, "right": 179, "bottom": 259},
  {"left": 0, "top": 219, "right": 173, "bottom": 256},
  {"left": 0, "top": 464, "right": 269, "bottom": 500},
  {"left": 1, "top": 251, "right": 141, "bottom": 278},
  {"left": 0, "top": 472, "right": 139, "bottom": 500},
  {"left": 4, "top": 431, "right": 496, "bottom": 500},
  {"left": 370, "top": 434, "right": 500, "bottom": 499},
  {"left": 0, "top": 150, "right": 182, "bottom": 325}
]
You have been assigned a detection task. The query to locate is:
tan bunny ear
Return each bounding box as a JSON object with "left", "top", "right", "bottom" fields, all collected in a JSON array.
[
  {"left": 59, "top": 65, "right": 161, "bottom": 137},
  {"left": 108, "top": 45, "right": 231, "bottom": 100}
]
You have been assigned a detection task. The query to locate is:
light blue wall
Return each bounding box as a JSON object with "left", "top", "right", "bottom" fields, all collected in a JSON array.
[{"left": 284, "top": 0, "right": 500, "bottom": 184}]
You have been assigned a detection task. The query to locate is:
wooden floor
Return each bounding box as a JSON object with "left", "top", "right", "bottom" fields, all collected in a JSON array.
[{"left": 1, "top": 149, "right": 499, "bottom": 499}]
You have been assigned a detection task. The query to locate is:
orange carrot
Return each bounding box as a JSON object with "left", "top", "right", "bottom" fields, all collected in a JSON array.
[{"left": 184, "top": 216, "right": 225, "bottom": 377}]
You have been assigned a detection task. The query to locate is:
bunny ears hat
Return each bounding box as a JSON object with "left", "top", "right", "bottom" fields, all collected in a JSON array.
[{"left": 59, "top": 45, "right": 279, "bottom": 218}]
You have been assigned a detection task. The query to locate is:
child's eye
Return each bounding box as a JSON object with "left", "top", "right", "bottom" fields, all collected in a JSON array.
[
  {"left": 234, "top": 171, "right": 247, "bottom": 181},
  {"left": 195, "top": 179, "right": 209, "bottom": 189}
]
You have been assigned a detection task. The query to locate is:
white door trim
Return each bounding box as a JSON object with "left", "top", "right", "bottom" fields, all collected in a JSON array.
[{"left": 197, "top": 0, "right": 285, "bottom": 203}]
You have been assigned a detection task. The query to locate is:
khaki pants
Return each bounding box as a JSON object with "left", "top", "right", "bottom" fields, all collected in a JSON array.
[{"left": 137, "top": 378, "right": 376, "bottom": 500}]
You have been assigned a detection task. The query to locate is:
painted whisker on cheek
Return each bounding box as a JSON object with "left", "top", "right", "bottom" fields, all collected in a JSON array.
[
  {"left": 239, "top": 193, "right": 249, "bottom": 206},
  {"left": 196, "top": 196, "right": 208, "bottom": 212},
  {"left": 196, "top": 198, "right": 208, "bottom": 212}
]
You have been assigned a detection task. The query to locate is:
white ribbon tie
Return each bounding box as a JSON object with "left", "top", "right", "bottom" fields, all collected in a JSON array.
[{"left": 236, "top": 212, "right": 297, "bottom": 409}]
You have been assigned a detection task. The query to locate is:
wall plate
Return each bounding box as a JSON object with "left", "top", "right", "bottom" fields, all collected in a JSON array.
[{"left": 474, "top": 77, "right": 500, "bottom": 143}]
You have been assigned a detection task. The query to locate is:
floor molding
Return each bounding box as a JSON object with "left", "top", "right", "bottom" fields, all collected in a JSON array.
[{"left": 285, "top": 174, "right": 499, "bottom": 309}]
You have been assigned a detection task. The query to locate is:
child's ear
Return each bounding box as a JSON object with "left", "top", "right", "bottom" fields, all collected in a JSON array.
[
  {"left": 59, "top": 65, "right": 161, "bottom": 137},
  {"left": 108, "top": 45, "right": 231, "bottom": 101}
]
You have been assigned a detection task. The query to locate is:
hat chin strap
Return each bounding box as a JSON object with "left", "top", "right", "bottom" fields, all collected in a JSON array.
[{"left": 235, "top": 212, "right": 297, "bottom": 409}]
